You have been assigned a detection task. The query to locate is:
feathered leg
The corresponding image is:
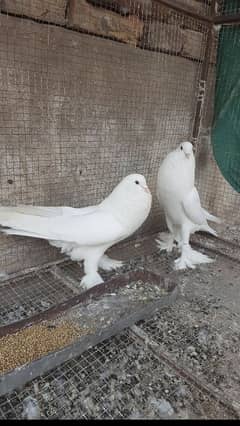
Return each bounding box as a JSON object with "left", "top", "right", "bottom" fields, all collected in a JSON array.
[
  {"left": 156, "top": 215, "right": 180, "bottom": 253},
  {"left": 98, "top": 255, "right": 123, "bottom": 271},
  {"left": 65, "top": 246, "right": 124, "bottom": 271},
  {"left": 69, "top": 247, "right": 84, "bottom": 261},
  {"left": 156, "top": 232, "right": 176, "bottom": 252},
  {"left": 80, "top": 249, "right": 104, "bottom": 289},
  {"left": 174, "top": 224, "right": 214, "bottom": 270}
]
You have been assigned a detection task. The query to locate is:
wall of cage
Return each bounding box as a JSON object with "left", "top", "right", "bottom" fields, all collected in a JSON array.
[
  {"left": 195, "top": 1, "right": 240, "bottom": 225},
  {"left": 0, "top": 0, "right": 238, "bottom": 276}
]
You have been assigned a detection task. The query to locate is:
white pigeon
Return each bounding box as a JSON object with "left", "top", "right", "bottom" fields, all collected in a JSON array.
[
  {"left": 156, "top": 142, "right": 221, "bottom": 270},
  {"left": 0, "top": 174, "right": 152, "bottom": 289}
]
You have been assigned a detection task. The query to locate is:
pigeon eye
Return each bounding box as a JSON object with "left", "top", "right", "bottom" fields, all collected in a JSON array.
[
  {"left": 180, "top": 146, "right": 183, "bottom": 150},
  {"left": 135, "top": 180, "right": 139, "bottom": 185}
]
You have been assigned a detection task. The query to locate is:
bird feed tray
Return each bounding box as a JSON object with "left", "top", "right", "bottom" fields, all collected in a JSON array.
[{"left": 0, "top": 270, "right": 178, "bottom": 396}]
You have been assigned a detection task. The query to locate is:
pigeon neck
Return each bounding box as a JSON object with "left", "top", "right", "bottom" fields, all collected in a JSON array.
[{"left": 100, "top": 188, "right": 150, "bottom": 231}]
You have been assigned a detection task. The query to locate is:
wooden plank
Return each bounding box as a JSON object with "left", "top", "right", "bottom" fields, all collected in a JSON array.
[
  {"left": 1, "top": 0, "right": 67, "bottom": 25},
  {"left": 142, "top": 22, "right": 183, "bottom": 53},
  {"left": 182, "top": 28, "right": 216, "bottom": 63},
  {"left": 68, "top": 0, "right": 144, "bottom": 45}
]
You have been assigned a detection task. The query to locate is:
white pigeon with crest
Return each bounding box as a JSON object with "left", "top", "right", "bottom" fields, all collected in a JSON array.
[
  {"left": 0, "top": 174, "right": 152, "bottom": 288},
  {"left": 156, "top": 142, "right": 221, "bottom": 270}
]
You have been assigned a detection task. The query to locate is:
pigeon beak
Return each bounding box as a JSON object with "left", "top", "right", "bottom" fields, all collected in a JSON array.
[
  {"left": 185, "top": 153, "right": 190, "bottom": 159},
  {"left": 142, "top": 185, "right": 150, "bottom": 194}
]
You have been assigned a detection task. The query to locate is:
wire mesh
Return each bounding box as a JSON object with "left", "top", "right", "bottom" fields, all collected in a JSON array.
[
  {"left": 138, "top": 299, "right": 240, "bottom": 402},
  {"left": 170, "top": 0, "right": 213, "bottom": 16},
  {"left": 0, "top": 268, "right": 75, "bottom": 326},
  {"left": 0, "top": 233, "right": 170, "bottom": 329},
  {"left": 0, "top": 0, "right": 210, "bottom": 275},
  {"left": 0, "top": 230, "right": 240, "bottom": 418},
  {"left": 195, "top": 134, "right": 240, "bottom": 225},
  {"left": 135, "top": 237, "right": 240, "bottom": 407},
  {"left": 0, "top": 1, "right": 240, "bottom": 419},
  {"left": 215, "top": 0, "right": 240, "bottom": 15},
  {"left": 0, "top": 329, "right": 236, "bottom": 419},
  {"left": 195, "top": 21, "right": 240, "bottom": 224}
]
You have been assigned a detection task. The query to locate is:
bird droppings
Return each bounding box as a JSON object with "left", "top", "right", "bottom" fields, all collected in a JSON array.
[
  {"left": 0, "top": 272, "right": 9, "bottom": 282},
  {"left": 1, "top": 228, "right": 227, "bottom": 329},
  {"left": 22, "top": 396, "right": 41, "bottom": 419},
  {"left": 140, "top": 296, "right": 240, "bottom": 406},
  {"left": 0, "top": 274, "right": 171, "bottom": 376},
  {"left": 62, "top": 278, "right": 169, "bottom": 334},
  {"left": 0, "top": 270, "right": 75, "bottom": 326},
  {"left": 0, "top": 331, "right": 236, "bottom": 420},
  {"left": 149, "top": 397, "right": 174, "bottom": 417},
  {"left": 0, "top": 231, "right": 240, "bottom": 419},
  {"left": 0, "top": 321, "right": 93, "bottom": 374}
]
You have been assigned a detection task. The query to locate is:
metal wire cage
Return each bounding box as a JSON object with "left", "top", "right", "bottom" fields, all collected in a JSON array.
[
  {"left": 0, "top": 0, "right": 240, "bottom": 419},
  {"left": 0, "top": 0, "right": 218, "bottom": 277}
]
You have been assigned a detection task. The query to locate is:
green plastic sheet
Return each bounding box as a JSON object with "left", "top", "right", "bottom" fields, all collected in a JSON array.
[{"left": 211, "top": 0, "right": 240, "bottom": 192}]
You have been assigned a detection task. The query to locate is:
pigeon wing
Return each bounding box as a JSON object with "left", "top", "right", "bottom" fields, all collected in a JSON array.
[
  {"left": 181, "top": 187, "right": 205, "bottom": 226},
  {"left": 10, "top": 204, "right": 97, "bottom": 217},
  {"left": 0, "top": 209, "right": 126, "bottom": 246}
]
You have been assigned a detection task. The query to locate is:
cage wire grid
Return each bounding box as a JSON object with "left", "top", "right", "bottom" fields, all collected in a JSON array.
[
  {"left": 0, "top": 0, "right": 210, "bottom": 277},
  {"left": 215, "top": 0, "right": 240, "bottom": 16},
  {"left": 0, "top": 268, "right": 76, "bottom": 326},
  {"left": 0, "top": 0, "right": 240, "bottom": 420},
  {"left": 0, "top": 323, "right": 238, "bottom": 419},
  {"left": 194, "top": 9, "right": 240, "bottom": 223},
  {"left": 0, "top": 0, "right": 212, "bottom": 322},
  {"left": 0, "top": 234, "right": 170, "bottom": 327},
  {"left": 0, "top": 235, "right": 240, "bottom": 419}
]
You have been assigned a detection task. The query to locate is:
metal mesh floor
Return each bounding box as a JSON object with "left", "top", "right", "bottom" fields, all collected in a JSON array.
[
  {"left": 138, "top": 302, "right": 240, "bottom": 405},
  {"left": 0, "top": 233, "right": 169, "bottom": 327},
  {"left": 0, "top": 329, "right": 236, "bottom": 420},
  {"left": 0, "top": 269, "right": 75, "bottom": 326},
  {"left": 0, "top": 230, "right": 240, "bottom": 419}
]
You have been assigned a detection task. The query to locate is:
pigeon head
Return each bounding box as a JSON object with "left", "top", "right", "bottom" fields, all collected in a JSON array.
[
  {"left": 101, "top": 174, "right": 152, "bottom": 230},
  {"left": 115, "top": 174, "right": 152, "bottom": 227},
  {"left": 121, "top": 173, "right": 151, "bottom": 195},
  {"left": 177, "top": 142, "right": 193, "bottom": 159}
]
